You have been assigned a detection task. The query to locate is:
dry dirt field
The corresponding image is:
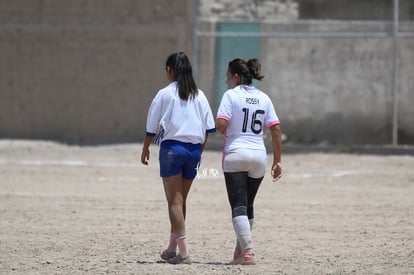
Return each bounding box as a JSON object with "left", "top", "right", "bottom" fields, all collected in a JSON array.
[{"left": 0, "top": 139, "right": 413, "bottom": 274}]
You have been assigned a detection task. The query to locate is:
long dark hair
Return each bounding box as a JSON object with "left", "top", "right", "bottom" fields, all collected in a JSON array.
[
  {"left": 166, "top": 52, "right": 198, "bottom": 101},
  {"left": 228, "top": 58, "right": 264, "bottom": 85}
]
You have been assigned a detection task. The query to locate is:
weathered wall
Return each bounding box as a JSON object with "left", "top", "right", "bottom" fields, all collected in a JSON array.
[
  {"left": 0, "top": 0, "right": 193, "bottom": 144},
  {"left": 1, "top": 0, "right": 413, "bottom": 145},
  {"left": 198, "top": 21, "right": 414, "bottom": 145},
  {"left": 398, "top": 38, "right": 414, "bottom": 143},
  {"left": 262, "top": 36, "right": 393, "bottom": 144},
  {"left": 197, "top": 0, "right": 414, "bottom": 145}
]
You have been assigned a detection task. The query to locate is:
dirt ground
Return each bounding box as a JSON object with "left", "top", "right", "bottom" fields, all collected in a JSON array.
[{"left": 0, "top": 139, "right": 413, "bottom": 275}]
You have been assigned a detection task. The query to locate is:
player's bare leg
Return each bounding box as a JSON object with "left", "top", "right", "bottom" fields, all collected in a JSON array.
[{"left": 162, "top": 174, "right": 192, "bottom": 264}]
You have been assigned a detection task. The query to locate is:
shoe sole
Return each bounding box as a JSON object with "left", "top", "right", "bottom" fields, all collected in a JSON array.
[
  {"left": 167, "top": 256, "right": 192, "bottom": 265},
  {"left": 229, "top": 254, "right": 256, "bottom": 265},
  {"left": 160, "top": 250, "right": 177, "bottom": 261}
]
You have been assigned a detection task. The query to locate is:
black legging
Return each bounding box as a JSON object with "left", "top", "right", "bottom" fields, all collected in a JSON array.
[{"left": 224, "top": 172, "right": 264, "bottom": 219}]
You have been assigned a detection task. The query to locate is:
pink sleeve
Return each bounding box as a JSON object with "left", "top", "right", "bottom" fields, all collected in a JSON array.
[
  {"left": 266, "top": 120, "right": 280, "bottom": 128},
  {"left": 216, "top": 115, "right": 230, "bottom": 121}
]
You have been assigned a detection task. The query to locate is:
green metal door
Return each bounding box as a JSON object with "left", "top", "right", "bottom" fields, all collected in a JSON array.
[{"left": 214, "top": 22, "right": 261, "bottom": 110}]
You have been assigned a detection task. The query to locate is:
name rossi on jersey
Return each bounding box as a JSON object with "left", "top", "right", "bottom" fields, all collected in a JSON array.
[{"left": 246, "top": 97, "right": 259, "bottom": 104}]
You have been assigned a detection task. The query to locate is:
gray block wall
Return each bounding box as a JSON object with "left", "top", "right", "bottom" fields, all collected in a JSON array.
[
  {"left": 197, "top": 1, "right": 414, "bottom": 145},
  {"left": 1, "top": 0, "right": 413, "bottom": 145},
  {"left": 0, "top": 0, "right": 194, "bottom": 144}
]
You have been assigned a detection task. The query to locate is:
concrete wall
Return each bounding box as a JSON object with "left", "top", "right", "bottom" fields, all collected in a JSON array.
[
  {"left": 261, "top": 35, "right": 394, "bottom": 145},
  {"left": 1, "top": 0, "right": 413, "bottom": 145},
  {"left": 0, "top": 0, "right": 194, "bottom": 144},
  {"left": 197, "top": 21, "right": 414, "bottom": 145},
  {"left": 196, "top": 0, "right": 414, "bottom": 145}
]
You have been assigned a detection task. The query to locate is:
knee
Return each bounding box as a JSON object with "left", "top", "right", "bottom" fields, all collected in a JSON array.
[{"left": 232, "top": 206, "right": 247, "bottom": 218}]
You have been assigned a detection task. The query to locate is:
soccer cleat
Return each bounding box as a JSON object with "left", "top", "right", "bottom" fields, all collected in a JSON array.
[
  {"left": 230, "top": 252, "right": 256, "bottom": 265},
  {"left": 160, "top": 249, "right": 177, "bottom": 261},
  {"left": 167, "top": 254, "right": 192, "bottom": 265}
]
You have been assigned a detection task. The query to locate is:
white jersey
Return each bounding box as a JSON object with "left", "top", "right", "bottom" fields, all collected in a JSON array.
[
  {"left": 146, "top": 81, "right": 216, "bottom": 144},
  {"left": 217, "top": 85, "right": 280, "bottom": 152}
]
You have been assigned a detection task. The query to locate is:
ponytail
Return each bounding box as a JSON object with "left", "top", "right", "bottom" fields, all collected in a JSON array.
[
  {"left": 228, "top": 58, "right": 264, "bottom": 85},
  {"left": 247, "top": 59, "right": 264, "bottom": 81}
]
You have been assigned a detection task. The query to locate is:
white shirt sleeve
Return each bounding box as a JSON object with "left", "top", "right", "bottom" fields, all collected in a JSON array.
[
  {"left": 264, "top": 95, "right": 280, "bottom": 127},
  {"left": 216, "top": 91, "right": 232, "bottom": 121},
  {"left": 146, "top": 90, "right": 165, "bottom": 135},
  {"left": 197, "top": 90, "right": 216, "bottom": 133}
]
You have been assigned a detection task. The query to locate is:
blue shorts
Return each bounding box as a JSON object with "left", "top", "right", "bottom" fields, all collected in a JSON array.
[{"left": 159, "top": 140, "right": 201, "bottom": 179}]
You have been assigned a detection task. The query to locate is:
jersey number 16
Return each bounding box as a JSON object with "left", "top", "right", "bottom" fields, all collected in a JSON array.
[{"left": 242, "top": 108, "right": 265, "bottom": 134}]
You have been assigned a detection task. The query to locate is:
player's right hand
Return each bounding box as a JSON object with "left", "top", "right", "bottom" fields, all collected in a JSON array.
[
  {"left": 271, "top": 162, "right": 282, "bottom": 182},
  {"left": 141, "top": 149, "right": 150, "bottom": 165}
]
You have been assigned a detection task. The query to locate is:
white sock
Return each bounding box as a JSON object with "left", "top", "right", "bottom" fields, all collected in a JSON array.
[
  {"left": 236, "top": 219, "right": 254, "bottom": 250},
  {"left": 176, "top": 236, "right": 189, "bottom": 257},
  {"left": 232, "top": 215, "right": 253, "bottom": 254}
]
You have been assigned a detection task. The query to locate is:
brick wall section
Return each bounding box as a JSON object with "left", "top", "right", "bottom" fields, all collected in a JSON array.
[{"left": 0, "top": 0, "right": 193, "bottom": 144}]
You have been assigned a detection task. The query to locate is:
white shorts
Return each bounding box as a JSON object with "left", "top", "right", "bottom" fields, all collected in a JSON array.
[{"left": 222, "top": 149, "right": 267, "bottom": 179}]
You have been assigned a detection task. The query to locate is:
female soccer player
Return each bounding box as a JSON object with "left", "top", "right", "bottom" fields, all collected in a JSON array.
[
  {"left": 216, "top": 58, "right": 282, "bottom": 265},
  {"left": 141, "top": 52, "right": 216, "bottom": 264}
]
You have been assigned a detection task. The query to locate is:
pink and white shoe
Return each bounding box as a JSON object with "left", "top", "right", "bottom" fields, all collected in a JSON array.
[{"left": 230, "top": 252, "right": 256, "bottom": 265}]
